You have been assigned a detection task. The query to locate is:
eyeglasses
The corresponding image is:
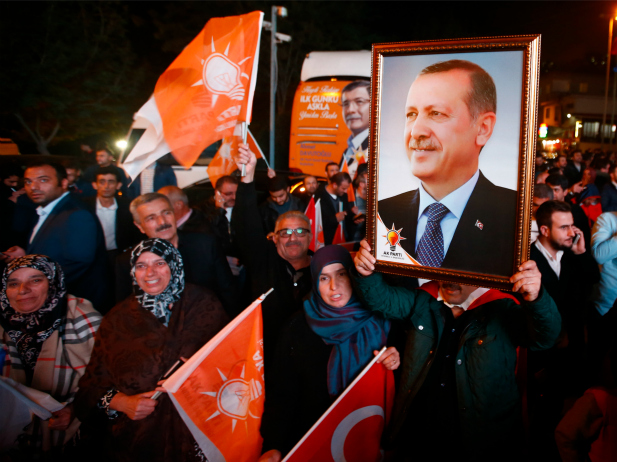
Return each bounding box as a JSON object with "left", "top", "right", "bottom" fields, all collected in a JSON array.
[
  {"left": 276, "top": 227, "right": 310, "bottom": 238},
  {"left": 341, "top": 98, "right": 370, "bottom": 109}
]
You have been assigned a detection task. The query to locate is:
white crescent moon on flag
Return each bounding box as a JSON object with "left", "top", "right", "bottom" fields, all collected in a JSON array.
[{"left": 330, "top": 405, "right": 384, "bottom": 462}]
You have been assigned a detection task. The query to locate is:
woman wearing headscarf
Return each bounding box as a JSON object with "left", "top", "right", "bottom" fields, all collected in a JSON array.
[
  {"left": 0, "top": 254, "right": 102, "bottom": 453},
  {"left": 74, "top": 238, "right": 229, "bottom": 462},
  {"left": 259, "top": 245, "right": 400, "bottom": 461}
]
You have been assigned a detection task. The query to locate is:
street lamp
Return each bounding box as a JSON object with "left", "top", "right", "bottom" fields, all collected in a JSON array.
[{"left": 601, "top": 14, "right": 617, "bottom": 148}]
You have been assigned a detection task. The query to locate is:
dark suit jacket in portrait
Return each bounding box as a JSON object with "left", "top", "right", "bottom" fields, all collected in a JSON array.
[
  {"left": 377, "top": 171, "right": 518, "bottom": 277},
  {"left": 82, "top": 196, "right": 145, "bottom": 253},
  {"left": 26, "top": 194, "right": 109, "bottom": 310},
  {"left": 115, "top": 231, "right": 239, "bottom": 317}
]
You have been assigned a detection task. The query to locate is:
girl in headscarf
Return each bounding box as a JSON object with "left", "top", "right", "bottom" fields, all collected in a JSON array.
[
  {"left": 74, "top": 238, "right": 229, "bottom": 462},
  {"left": 0, "top": 254, "right": 102, "bottom": 453},
  {"left": 259, "top": 245, "right": 400, "bottom": 461}
]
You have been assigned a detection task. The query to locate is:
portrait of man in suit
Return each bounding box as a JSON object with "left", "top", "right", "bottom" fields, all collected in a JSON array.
[
  {"left": 339, "top": 80, "right": 370, "bottom": 180},
  {"left": 377, "top": 59, "right": 518, "bottom": 277}
]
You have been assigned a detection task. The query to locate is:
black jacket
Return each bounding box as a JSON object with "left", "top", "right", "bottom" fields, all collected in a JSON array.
[
  {"left": 231, "top": 182, "right": 312, "bottom": 357},
  {"left": 82, "top": 196, "right": 145, "bottom": 252},
  {"left": 378, "top": 171, "right": 518, "bottom": 277},
  {"left": 314, "top": 187, "right": 354, "bottom": 245},
  {"left": 258, "top": 194, "right": 305, "bottom": 235}
]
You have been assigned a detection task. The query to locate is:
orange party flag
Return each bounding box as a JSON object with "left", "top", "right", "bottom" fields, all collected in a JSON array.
[
  {"left": 163, "top": 292, "right": 270, "bottom": 462},
  {"left": 154, "top": 11, "right": 263, "bottom": 168}
]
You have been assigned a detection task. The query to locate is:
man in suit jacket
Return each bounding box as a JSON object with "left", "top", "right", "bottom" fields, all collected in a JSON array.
[
  {"left": 377, "top": 59, "right": 517, "bottom": 277},
  {"left": 314, "top": 172, "right": 356, "bottom": 245},
  {"left": 114, "top": 193, "right": 239, "bottom": 317},
  {"left": 2, "top": 163, "right": 109, "bottom": 311},
  {"left": 339, "top": 80, "right": 370, "bottom": 180}
]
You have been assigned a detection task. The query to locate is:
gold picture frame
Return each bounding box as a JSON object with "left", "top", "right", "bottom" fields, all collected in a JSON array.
[{"left": 367, "top": 35, "right": 541, "bottom": 290}]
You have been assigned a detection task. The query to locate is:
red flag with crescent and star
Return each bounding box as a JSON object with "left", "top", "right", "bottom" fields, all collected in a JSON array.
[{"left": 283, "top": 349, "right": 395, "bottom": 462}]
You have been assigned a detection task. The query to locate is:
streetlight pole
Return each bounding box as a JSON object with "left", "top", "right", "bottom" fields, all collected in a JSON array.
[
  {"left": 268, "top": 6, "right": 288, "bottom": 170},
  {"left": 602, "top": 16, "right": 615, "bottom": 148}
]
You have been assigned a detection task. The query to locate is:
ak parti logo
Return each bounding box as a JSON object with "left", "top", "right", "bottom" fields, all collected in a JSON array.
[{"left": 383, "top": 223, "right": 406, "bottom": 251}]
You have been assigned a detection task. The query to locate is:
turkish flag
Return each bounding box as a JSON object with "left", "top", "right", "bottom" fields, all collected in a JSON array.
[
  {"left": 332, "top": 222, "right": 346, "bottom": 245},
  {"left": 340, "top": 157, "right": 356, "bottom": 203},
  {"left": 283, "top": 351, "right": 395, "bottom": 462},
  {"left": 154, "top": 11, "right": 263, "bottom": 168},
  {"left": 207, "top": 126, "right": 263, "bottom": 187},
  {"left": 305, "top": 197, "right": 325, "bottom": 252},
  {"left": 164, "top": 293, "right": 268, "bottom": 462}
]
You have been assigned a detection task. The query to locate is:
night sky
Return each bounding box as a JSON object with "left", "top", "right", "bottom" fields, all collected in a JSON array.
[{"left": 1, "top": 1, "right": 614, "bottom": 157}]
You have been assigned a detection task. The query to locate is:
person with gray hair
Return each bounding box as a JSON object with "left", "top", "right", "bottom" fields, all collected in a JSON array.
[
  {"left": 158, "top": 185, "right": 211, "bottom": 234},
  {"left": 377, "top": 59, "right": 518, "bottom": 277},
  {"left": 114, "top": 192, "right": 240, "bottom": 317}
]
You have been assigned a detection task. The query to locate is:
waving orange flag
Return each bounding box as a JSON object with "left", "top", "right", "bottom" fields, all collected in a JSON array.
[{"left": 154, "top": 11, "right": 263, "bottom": 168}]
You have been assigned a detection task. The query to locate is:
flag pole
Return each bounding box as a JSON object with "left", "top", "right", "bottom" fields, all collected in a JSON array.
[{"left": 241, "top": 122, "right": 248, "bottom": 177}]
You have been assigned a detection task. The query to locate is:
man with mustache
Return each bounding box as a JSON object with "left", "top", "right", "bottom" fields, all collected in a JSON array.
[
  {"left": 233, "top": 145, "right": 313, "bottom": 371},
  {"left": 354, "top": 239, "right": 561, "bottom": 460},
  {"left": 113, "top": 192, "right": 239, "bottom": 317},
  {"left": 378, "top": 60, "right": 517, "bottom": 277},
  {"left": 339, "top": 80, "right": 370, "bottom": 180}
]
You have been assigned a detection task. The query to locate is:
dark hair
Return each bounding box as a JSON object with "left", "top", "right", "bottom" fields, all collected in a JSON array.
[
  {"left": 215, "top": 175, "right": 238, "bottom": 190},
  {"left": 26, "top": 162, "right": 67, "bottom": 182},
  {"left": 325, "top": 162, "right": 339, "bottom": 173},
  {"left": 545, "top": 174, "right": 568, "bottom": 190},
  {"left": 94, "top": 166, "right": 122, "bottom": 183},
  {"left": 355, "top": 162, "right": 368, "bottom": 179},
  {"left": 95, "top": 141, "right": 115, "bottom": 156},
  {"left": 267, "top": 175, "right": 289, "bottom": 193},
  {"left": 536, "top": 200, "right": 572, "bottom": 229},
  {"left": 341, "top": 80, "right": 370, "bottom": 96},
  {"left": 547, "top": 167, "right": 562, "bottom": 176},
  {"left": 331, "top": 172, "right": 352, "bottom": 186},
  {"left": 1, "top": 164, "right": 22, "bottom": 180},
  {"left": 419, "top": 59, "right": 496, "bottom": 119},
  {"left": 536, "top": 163, "right": 549, "bottom": 174},
  {"left": 534, "top": 183, "right": 553, "bottom": 200},
  {"left": 557, "top": 154, "right": 567, "bottom": 160}
]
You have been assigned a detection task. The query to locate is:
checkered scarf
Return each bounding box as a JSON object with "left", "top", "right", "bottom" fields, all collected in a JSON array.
[{"left": 0, "top": 255, "right": 66, "bottom": 380}]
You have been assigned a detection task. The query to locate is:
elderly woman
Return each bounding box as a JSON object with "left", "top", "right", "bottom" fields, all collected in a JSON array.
[
  {"left": 0, "top": 255, "right": 102, "bottom": 452},
  {"left": 74, "top": 238, "right": 228, "bottom": 462},
  {"left": 259, "top": 245, "right": 400, "bottom": 461}
]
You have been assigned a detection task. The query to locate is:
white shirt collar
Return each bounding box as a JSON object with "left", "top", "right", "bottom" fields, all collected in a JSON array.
[
  {"left": 535, "top": 239, "right": 564, "bottom": 279},
  {"left": 96, "top": 197, "right": 118, "bottom": 211},
  {"left": 176, "top": 208, "right": 193, "bottom": 228},
  {"left": 350, "top": 128, "right": 369, "bottom": 149},
  {"left": 418, "top": 170, "right": 479, "bottom": 220},
  {"left": 37, "top": 191, "right": 69, "bottom": 217},
  {"left": 438, "top": 286, "right": 490, "bottom": 311}
]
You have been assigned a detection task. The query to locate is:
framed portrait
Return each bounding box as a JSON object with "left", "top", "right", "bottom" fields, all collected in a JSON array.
[{"left": 367, "top": 35, "right": 541, "bottom": 289}]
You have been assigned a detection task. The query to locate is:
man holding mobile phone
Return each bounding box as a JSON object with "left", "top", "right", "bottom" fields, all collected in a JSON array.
[{"left": 528, "top": 200, "right": 600, "bottom": 456}]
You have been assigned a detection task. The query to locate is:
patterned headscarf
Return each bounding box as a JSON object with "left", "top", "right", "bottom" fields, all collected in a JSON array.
[
  {"left": 0, "top": 255, "right": 67, "bottom": 377},
  {"left": 130, "top": 238, "right": 184, "bottom": 326},
  {"left": 304, "top": 245, "right": 390, "bottom": 398}
]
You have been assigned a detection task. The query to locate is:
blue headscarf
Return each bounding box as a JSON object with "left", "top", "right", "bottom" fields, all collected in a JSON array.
[{"left": 304, "top": 245, "right": 390, "bottom": 398}]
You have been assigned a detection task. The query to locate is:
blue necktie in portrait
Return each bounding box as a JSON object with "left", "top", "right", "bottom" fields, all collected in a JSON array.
[{"left": 416, "top": 202, "right": 450, "bottom": 267}]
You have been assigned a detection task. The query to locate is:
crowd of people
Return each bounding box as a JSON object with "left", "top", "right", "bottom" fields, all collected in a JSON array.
[{"left": 0, "top": 139, "right": 615, "bottom": 462}]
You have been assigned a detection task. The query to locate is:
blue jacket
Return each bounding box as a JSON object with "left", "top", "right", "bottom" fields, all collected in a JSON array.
[{"left": 27, "top": 194, "right": 109, "bottom": 311}]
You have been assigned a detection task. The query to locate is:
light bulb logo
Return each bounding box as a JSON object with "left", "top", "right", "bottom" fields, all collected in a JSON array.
[{"left": 383, "top": 223, "right": 405, "bottom": 251}]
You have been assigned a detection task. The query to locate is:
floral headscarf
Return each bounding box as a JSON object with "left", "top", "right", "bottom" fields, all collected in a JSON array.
[
  {"left": 130, "top": 238, "right": 185, "bottom": 326},
  {"left": 0, "top": 255, "right": 67, "bottom": 378}
]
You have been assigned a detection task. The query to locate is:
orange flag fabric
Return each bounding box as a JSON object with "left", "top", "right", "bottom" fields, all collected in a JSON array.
[
  {"left": 163, "top": 292, "right": 270, "bottom": 462},
  {"left": 207, "top": 127, "right": 263, "bottom": 187},
  {"left": 283, "top": 349, "right": 395, "bottom": 462},
  {"left": 154, "top": 11, "right": 263, "bottom": 168}
]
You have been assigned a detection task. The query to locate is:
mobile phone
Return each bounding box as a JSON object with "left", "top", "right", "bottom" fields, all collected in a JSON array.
[
  {"left": 573, "top": 233, "right": 580, "bottom": 246},
  {"left": 151, "top": 358, "right": 186, "bottom": 400}
]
